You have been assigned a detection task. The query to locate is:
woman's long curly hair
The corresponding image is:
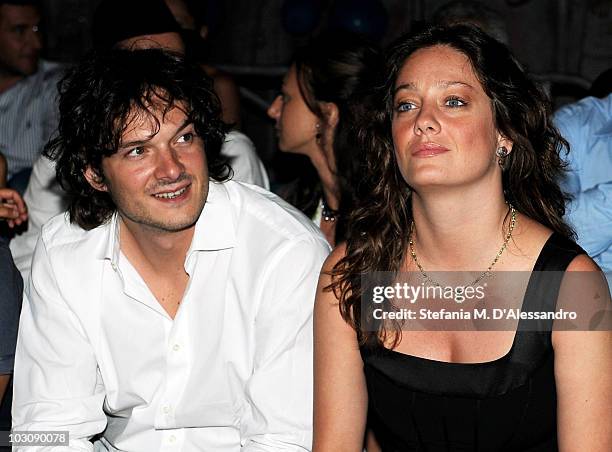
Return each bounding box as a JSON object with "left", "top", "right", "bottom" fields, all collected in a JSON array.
[
  {"left": 330, "top": 24, "right": 574, "bottom": 349},
  {"left": 284, "top": 31, "right": 381, "bottom": 241},
  {"left": 44, "top": 48, "right": 230, "bottom": 230}
]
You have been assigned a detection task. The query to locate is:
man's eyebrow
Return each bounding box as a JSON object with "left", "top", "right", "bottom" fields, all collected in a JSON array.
[
  {"left": 118, "top": 136, "right": 152, "bottom": 150},
  {"left": 118, "top": 119, "right": 193, "bottom": 149},
  {"left": 174, "top": 118, "right": 193, "bottom": 134}
]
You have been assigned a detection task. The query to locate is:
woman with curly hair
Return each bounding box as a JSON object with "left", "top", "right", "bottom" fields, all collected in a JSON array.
[{"left": 313, "top": 24, "right": 611, "bottom": 451}]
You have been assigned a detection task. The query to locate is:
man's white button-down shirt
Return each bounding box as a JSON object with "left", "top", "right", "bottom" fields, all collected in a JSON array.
[{"left": 12, "top": 180, "right": 330, "bottom": 451}]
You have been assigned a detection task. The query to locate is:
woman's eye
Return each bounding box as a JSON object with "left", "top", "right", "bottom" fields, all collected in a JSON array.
[
  {"left": 396, "top": 101, "right": 416, "bottom": 112},
  {"left": 177, "top": 132, "right": 194, "bottom": 143},
  {"left": 445, "top": 97, "right": 466, "bottom": 108}
]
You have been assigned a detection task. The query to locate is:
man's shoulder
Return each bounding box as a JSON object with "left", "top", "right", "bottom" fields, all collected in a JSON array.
[
  {"left": 221, "top": 130, "right": 254, "bottom": 157},
  {"left": 39, "top": 213, "right": 107, "bottom": 256},
  {"left": 221, "top": 181, "right": 328, "bottom": 246}
]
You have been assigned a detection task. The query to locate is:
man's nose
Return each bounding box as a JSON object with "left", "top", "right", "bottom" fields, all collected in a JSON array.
[{"left": 155, "top": 147, "right": 184, "bottom": 180}]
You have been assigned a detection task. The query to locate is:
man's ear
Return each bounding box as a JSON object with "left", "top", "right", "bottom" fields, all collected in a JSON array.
[
  {"left": 320, "top": 102, "right": 339, "bottom": 129},
  {"left": 84, "top": 166, "right": 107, "bottom": 192},
  {"left": 199, "top": 25, "right": 209, "bottom": 41}
]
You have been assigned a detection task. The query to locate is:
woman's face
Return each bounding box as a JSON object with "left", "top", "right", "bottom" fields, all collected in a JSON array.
[
  {"left": 391, "top": 45, "right": 511, "bottom": 191},
  {"left": 267, "top": 65, "right": 319, "bottom": 155}
]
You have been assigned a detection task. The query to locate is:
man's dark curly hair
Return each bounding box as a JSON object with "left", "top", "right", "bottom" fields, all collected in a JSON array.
[{"left": 44, "top": 48, "right": 230, "bottom": 230}]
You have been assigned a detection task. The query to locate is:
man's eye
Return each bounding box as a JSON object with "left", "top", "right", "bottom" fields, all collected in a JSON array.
[
  {"left": 445, "top": 97, "right": 467, "bottom": 108},
  {"left": 11, "top": 25, "right": 26, "bottom": 35},
  {"left": 127, "top": 147, "right": 145, "bottom": 157},
  {"left": 177, "top": 132, "right": 193, "bottom": 143}
]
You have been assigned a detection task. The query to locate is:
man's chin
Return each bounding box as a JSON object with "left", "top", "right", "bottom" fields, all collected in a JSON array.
[{"left": 17, "top": 60, "right": 39, "bottom": 76}]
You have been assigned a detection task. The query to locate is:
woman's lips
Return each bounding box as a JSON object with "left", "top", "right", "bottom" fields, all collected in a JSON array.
[{"left": 411, "top": 143, "right": 450, "bottom": 157}]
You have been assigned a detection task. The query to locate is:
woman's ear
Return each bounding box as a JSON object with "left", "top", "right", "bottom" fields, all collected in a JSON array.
[
  {"left": 84, "top": 166, "right": 108, "bottom": 192},
  {"left": 320, "top": 102, "right": 339, "bottom": 129},
  {"left": 497, "top": 133, "right": 514, "bottom": 154}
]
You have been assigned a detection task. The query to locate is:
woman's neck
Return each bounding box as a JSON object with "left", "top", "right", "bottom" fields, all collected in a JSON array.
[
  {"left": 409, "top": 187, "right": 513, "bottom": 270},
  {"left": 309, "top": 146, "right": 340, "bottom": 210}
]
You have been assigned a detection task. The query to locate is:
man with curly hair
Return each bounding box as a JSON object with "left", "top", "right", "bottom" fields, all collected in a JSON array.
[{"left": 12, "top": 49, "right": 328, "bottom": 451}]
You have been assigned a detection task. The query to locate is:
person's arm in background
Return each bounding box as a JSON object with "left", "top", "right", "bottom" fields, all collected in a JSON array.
[
  {"left": 0, "top": 152, "right": 7, "bottom": 187},
  {"left": 0, "top": 241, "right": 23, "bottom": 404},
  {"left": 10, "top": 155, "right": 66, "bottom": 277},
  {"left": 0, "top": 187, "right": 27, "bottom": 228},
  {"left": 221, "top": 131, "right": 270, "bottom": 190}
]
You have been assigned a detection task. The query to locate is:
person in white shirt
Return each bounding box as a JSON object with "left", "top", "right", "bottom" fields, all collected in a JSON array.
[
  {"left": 10, "top": 0, "right": 269, "bottom": 278},
  {"left": 12, "top": 48, "right": 329, "bottom": 451},
  {"left": 10, "top": 129, "right": 269, "bottom": 278}
]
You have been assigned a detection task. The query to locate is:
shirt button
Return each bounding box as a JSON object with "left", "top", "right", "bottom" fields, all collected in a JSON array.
[
  {"left": 169, "top": 435, "right": 176, "bottom": 443},
  {"left": 172, "top": 344, "right": 180, "bottom": 352},
  {"left": 162, "top": 405, "right": 171, "bottom": 414}
]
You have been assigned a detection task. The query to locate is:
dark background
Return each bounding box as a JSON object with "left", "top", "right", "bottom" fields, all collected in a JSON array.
[{"left": 37, "top": 0, "right": 612, "bottom": 182}]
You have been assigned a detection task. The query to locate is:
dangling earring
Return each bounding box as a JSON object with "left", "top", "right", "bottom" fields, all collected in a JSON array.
[
  {"left": 496, "top": 146, "right": 509, "bottom": 169},
  {"left": 315, "top": 123, "right": 322, "bottom": 144}
]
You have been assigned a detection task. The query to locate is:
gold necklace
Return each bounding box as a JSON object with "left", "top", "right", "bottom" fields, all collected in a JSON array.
[{"left": 408, "top": 205, "right": 517, "bottom": 287}]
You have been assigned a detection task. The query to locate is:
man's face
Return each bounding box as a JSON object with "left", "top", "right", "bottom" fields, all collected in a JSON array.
[
  {"left": 0, "top": 4, "right": 42, "bottom": 76},
  {"left": 86, "top": 105, "right": 209, "bottom": 235}
]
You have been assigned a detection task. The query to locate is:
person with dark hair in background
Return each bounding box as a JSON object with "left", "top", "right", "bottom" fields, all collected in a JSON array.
[
  {"left": 433, "top": 0, "right": 509, "bottom": 44},
  {"left": 267, "top": 31, "right": 381, "bottom": 245},
  {"left": 0, "top": 0, "right": 62, "bottom": 195},
  {"left": 313, "top": 24, "right": 610, "bottom": 451},
  {"left": 164, "top": 0, "right": 242, "bottom": 128},
  {"left": 10, "top": 0, "right": 268, "bottom": 278},
  {"left": 12, "top": 48, "right": 328, "bottom": 451}
]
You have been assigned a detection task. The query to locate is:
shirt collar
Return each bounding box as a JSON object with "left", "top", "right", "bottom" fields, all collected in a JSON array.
[
  {"left": 100, "top": 212, "right": 121, "bottom": 265},
  {"left": 189, "top": 181, "right": 236, "bottom": 252},
  {"left": 97, "top": 181, "right": 236, "bottom": 263}
]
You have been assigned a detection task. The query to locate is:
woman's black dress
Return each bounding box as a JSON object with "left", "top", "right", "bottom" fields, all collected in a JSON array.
[{"left": 361, "top": 233, "right": 583, "bottom": 451}]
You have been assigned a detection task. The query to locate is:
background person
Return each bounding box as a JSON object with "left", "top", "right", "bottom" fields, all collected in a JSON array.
[
  {"left": 554, "top": 92, "right": 612, "bottom": 280},
  {"left": 0, "top": 0, "right": 62, "bottom": 195},
  {"left": 267, "top": 31, "right": 380, "bottom": 245},
  {"left": 313, "top": 24, "right": 611, "bottom": 451}
]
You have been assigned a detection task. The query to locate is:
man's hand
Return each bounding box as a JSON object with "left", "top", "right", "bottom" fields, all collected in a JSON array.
[{"left": 0, "top": 188, "right": 27, "bottom": 227}]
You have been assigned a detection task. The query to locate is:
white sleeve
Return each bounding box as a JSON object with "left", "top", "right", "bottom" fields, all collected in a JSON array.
[
  {"left": 240, "top": 237, "right": 329, "bottom": 452},
  {"left": 221, "top": 131, "right": 270, "bottom": 190},
  {"left": 10, "top": 155, "right": 68, "bottom": 278},
  {"left": 12, "top": 237, "right": 106, "bottom": 451}
]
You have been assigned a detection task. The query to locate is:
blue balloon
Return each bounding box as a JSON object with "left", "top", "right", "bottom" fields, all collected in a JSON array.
[
  {"left": 329, "top": 0, "right": 388, "bottom": 41},
  {"left": 281, "top": 0, "right": 324, "bottom": 35}
]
